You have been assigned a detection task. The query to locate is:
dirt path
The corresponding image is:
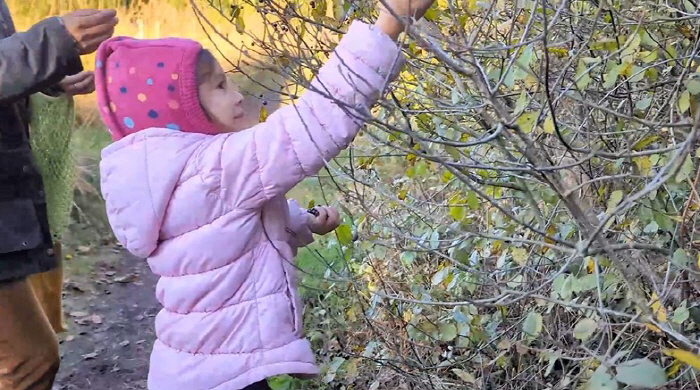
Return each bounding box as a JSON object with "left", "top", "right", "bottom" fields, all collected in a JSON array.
[{"left": 52, "top": 246, "right": 159, "bottom": 390}]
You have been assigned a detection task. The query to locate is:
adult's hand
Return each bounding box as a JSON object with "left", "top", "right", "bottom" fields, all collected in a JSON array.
[
  {"left": 61, "top": 9, "right": 118, "bottom": 55},
  {"left": 58, "top": 71, "right": 94, "bottom": 96}
]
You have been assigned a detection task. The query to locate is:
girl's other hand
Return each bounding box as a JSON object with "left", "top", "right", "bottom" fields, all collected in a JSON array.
[
  {"left": 307, "top": 206, "right": 340, "bottom": 235},
  {"left": 59, "top": 71, "right": 95, "bottom": 96},
  {"left": 375, "top": 0, "right": 437, "bottom": 40}
]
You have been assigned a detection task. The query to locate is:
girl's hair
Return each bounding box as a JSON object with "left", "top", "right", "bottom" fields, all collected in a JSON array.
[{"left": 196, "top": 49, "right": 217, "bottom": 85}]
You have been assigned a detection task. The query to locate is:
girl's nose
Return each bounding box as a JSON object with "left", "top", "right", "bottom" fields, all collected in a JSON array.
[{"left": 233, "top": 90, "right": 244, "bottom": 105}]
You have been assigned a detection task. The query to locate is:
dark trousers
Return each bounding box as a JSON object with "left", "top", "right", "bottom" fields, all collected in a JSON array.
[{"left": 243, "top": 381, "right": 272, "bottom": 390}]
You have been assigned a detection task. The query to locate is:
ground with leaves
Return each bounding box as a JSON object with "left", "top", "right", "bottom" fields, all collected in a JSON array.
[{"left": 52, "top": 246, "right": 158, "bottom": 390}]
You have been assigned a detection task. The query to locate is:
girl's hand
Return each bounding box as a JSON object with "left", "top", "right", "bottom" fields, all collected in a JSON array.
[
  {"left": 307, "top": 206, "right": 340, "bottom": 235},
  {"left": 375, "top": 0, "right": 437, "bottom": 40},
  {"left": 59, "top": 71, "right": 95, "bottom": 96}
]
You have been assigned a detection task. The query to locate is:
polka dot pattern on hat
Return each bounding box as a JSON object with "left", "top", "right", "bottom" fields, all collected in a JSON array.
[
  {"left": 95, "top": 36, "right": 221, "bottom": 141},
  {"left": 124, "top": 117, "right": 135, "bottom": 129}
]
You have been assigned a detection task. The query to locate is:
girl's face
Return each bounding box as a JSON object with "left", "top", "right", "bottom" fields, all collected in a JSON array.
[{"left": 198, "top": 59, "right": 247, "bottom": 133}]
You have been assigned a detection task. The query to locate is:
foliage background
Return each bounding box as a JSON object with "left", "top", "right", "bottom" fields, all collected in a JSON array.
[{"left": 11, "top": 0, "right": 700, "bottom": 388}]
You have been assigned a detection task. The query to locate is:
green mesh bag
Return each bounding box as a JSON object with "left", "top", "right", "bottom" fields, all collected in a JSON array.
[{"left": 29, "top": 93, "right": 76, "bottom": 239}]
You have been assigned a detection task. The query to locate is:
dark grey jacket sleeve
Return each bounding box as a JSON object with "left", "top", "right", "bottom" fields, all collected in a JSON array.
[{"left": 0, "top": 17, "right": 82, "bottom": 104}]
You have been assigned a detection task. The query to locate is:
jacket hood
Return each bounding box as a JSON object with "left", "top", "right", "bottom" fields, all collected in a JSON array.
[{"left": 99, "top": 128, "right": 206, "bottom": 258}]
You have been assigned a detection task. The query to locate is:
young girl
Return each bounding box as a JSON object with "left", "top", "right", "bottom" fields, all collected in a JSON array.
[{"left": 95, "top": 1, "right": 433, "bottom": 388}]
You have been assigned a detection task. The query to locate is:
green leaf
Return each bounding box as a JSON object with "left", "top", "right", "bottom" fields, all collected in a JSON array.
[
  {"left": 679, "top": 90, "right": 691, "bottom": 114},
  {"left": 675, "top": 155, "right": 694, "bottom": 183},
  {"left": 643, "top": 220, "right": 659, "bottom": 234},
  {"left": 688, "top": 79, "right": 700, "bottom": 95},
  {"left": 584, "top": 366, "right": 619, "bottom": 390},
  {"left": 553, "top": 274, "right": 574, "bottom": 300},
  {"left": 575, "top": 61, "right": 592, "bottom": 90},
  {"left": 578, "top": 274, "right": 599, "bottom": 291},
  {"left": 467, "top": 191, "right": 479, "bottom": 209},
  {"left": 336, "top": 224, "right": 353, "bottom": 245},
  {"left": 573, "top": 318, "right": 597, "bottom": 341},
  {"left": 654, "top": 212, "right": 675, "bottom": 231},
  {"left": 635, "top": 98, "right": 652, "bottom": 110},
  {"left": 615, "top": 358, "right": 667, "bottom": 388},
  {"left": 522, "top": 311, "right": 543, "bottom": 337},
  {"left": 603, "top": 63, "right": 625, "bottom": 89},
  {"left": 673, "top": 301, "right": 690, "bottom": 324},
  {"left": 514, "top": 90, "right": 528, "bottom": 115},
  {"left": 432, "top": 267, "right": 449, "bottom": 286},
  {"left": 439, "top": 322, "right": 458, "bottom": 341},
  {"left": 672, "top": 249, "right": 692, "bottom": 268}
]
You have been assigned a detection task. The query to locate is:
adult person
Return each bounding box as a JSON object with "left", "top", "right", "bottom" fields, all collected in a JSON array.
[{"left": 0, "top": 4, "right": 117, "bottom": 389}]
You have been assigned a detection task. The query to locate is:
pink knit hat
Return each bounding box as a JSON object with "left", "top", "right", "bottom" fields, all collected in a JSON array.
[{"left": 95, "top": 37, "right": 220, "bottom": 141}]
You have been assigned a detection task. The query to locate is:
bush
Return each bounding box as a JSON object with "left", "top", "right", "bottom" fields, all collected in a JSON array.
[{"left": 198, "top": 0, "right": 700, "bottom": 388}]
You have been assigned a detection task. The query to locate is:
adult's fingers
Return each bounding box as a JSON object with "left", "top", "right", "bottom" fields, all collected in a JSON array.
[
  {"left": 80, "top": 26, "right": 116, "bottom": 54},
  {"left": 62, "top": 71, "right": 92, "bottom": 85},
  {"left": 78, "top": 9, "right": 117, "bottom": 29},
  {"left": 73, "top": 73, "right": 95, "bottom": 94}
]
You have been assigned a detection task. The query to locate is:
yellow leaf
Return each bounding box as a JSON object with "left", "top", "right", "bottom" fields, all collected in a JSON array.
[
  {"left": 663, "top": 348, "right": 700, "bottom": 371},
  {"left": 679, "top": 90, "right": 691, "bottom": 114},
  {"left": 632, "top": 135, "right": 660, "bottom": 151},
  {"left": 346, "top": 306, "right": 357, "bottom": 322},
  {"left": 697, "top": 253, "right": 700, "bottom": 269},
  {"left": 633, "top": 156, "right": 652, "bottom": 176},
  {"left": 543, "top": 116, "right": 555, "bottom": 134},
  {"left": 516, "top": 111, "right": 538, "bottom": 133},
  {"left": 586, "top": 258, "right": 595, "bottom": 273},
  {"left": 650, "top": 292, "right": 667, "bottom": 323},
  {"left": 646, "top": 323, "right": 661, "bottom": 332},
  {"left": 511, "top": 248, "right": 528, "bottom": 266},
  {"left": 667, "top": 358, "right": 683, "bottom": 377},
  {"left": 607, "top": 190, "right": 624, "bottom": 212},
  {"left": 259, "top": 106, "right": 268, "bottom": 122}
]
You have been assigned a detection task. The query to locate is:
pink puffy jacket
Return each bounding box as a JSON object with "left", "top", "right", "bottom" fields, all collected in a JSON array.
[{"left": 100, "top": 22, "right": 403, "bottom": 390}]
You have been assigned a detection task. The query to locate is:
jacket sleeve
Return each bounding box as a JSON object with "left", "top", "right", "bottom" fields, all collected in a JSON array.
[
  {"left": 0, "top": 17, "right": 82, "bottom": 105},
  {"left": 286, "top": 199, "right": 314, "bottom": 248},
  {"left": 214, "top": 21, "right": 404, "bottom": 210}
]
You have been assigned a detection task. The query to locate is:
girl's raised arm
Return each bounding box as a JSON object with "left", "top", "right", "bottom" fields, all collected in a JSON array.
[{"left": 213, "top": 20, "right": 403, "bottom": 209}]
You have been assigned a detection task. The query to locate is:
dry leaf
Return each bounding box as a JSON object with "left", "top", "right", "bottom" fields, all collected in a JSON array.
[
  {"left": 82, "top": 352, "right": 98, "bottom": 360},
  {"left": 91, "top": 315, "right": 103, "bottom": 324},
  {"left": 114, "top": 275, "right": 136, "bottom": 283},
  {"left": 452, "top": 368, "right": 476, "bottom": 383},
  {"left": 69, "top": 311, "right": 89, "bottom": 318},
  {"left": 497, "top": 339, "right": 512, "bottom": 350}
]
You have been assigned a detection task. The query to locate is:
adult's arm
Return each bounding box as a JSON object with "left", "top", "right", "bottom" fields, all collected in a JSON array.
[{"left": 0, "top": 17, "right": 82, "bottom": 104}]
